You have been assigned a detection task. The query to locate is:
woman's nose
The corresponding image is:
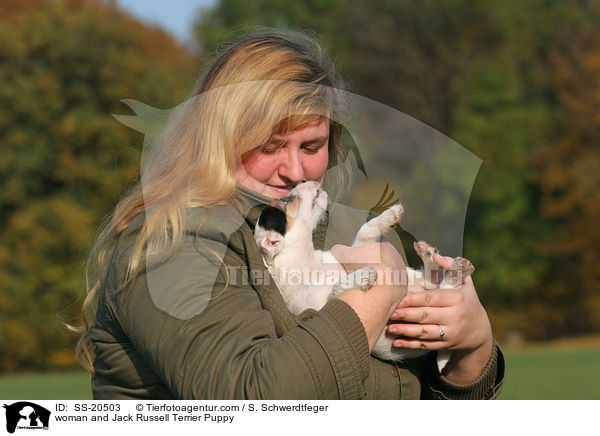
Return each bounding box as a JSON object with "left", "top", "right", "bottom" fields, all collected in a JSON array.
[{"left": 279, "top": 149, "right": 304, "bottom": 182}]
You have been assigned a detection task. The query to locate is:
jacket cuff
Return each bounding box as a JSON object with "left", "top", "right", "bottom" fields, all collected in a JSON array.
[
  {"left": 424, "top": 339, "right": 505, "bottom": 400},
  {"left": 296, "top": 298, "right": 370, "bottom": 399}
]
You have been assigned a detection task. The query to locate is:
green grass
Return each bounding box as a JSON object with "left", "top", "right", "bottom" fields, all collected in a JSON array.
[
  {"left": 500, "top": 346, "right": 600, "bottom": 399},
  {"left": 0, "top": 370, "right": 92, "bottom": 400},
  {"left": 0, "top": 346, "right": 599, "bottom": 399}
]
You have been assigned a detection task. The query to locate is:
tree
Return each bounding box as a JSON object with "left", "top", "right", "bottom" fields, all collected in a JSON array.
[
  {"left": 0, "top": 0, "right": 194, "bottom": 371},
  {"left": 535, "top": 2, "right": 600, "bottom": 336}
]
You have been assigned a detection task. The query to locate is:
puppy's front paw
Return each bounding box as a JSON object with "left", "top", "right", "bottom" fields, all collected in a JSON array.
[
  {"left": 291, "top": 181, "right": 318, "bottom": 201},
  {"left": 355, "top": 267, "right": 378, "bottom": 290},
  {"left": 314, "top": 189, "right": 328, "bottom": 211},
  {"left": 344, "top": 267, "right": 378, "bottom": 291}
]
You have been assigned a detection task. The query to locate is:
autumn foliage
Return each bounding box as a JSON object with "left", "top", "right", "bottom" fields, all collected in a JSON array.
[{"left": 0, "top": 0, "right": 193, "bottom": 371}]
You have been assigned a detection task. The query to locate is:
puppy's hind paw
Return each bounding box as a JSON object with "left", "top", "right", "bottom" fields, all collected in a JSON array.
[
  {"left": 451, "top": 257, "right": 475, "bottom": 276},
  {"left": 445, "top": 257, "right": 475, "bottom": 286},
  {"left": 388, "top": 204, "right": 404, "bottom": 226},
  {"left": 413, "top": 240, "right": 438, "bottom": 258},
  {"left": 379, "top": 204, "right": 404, "bottom": 229}
]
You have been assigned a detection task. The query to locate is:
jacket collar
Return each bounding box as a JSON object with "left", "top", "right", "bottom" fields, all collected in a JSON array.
[{"left": 235, "top": 184, "right": 278, "bottom": 230}]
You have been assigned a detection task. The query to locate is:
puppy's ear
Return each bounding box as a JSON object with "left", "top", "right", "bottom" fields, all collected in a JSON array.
[{"left": 258, "top": 231, "right": 284, "bottom": 265}]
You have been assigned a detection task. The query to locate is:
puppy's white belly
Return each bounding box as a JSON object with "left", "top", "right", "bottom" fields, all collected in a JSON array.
[{"left": 271, "top": 251, "right": 346, "bottom": 315}]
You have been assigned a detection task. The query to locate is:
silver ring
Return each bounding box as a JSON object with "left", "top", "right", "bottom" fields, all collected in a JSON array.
[{"left": 439, "top": 325, "right": 445, "bottom": 337}]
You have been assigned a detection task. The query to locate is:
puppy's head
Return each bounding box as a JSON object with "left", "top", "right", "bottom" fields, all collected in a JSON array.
[{"left": 254, "top": 195, "right": 302, "bottom": 264}]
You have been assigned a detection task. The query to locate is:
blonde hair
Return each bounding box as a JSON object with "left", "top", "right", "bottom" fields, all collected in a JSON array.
[{"left": 75, "top": 30, "right": 346, "bottom": 371}]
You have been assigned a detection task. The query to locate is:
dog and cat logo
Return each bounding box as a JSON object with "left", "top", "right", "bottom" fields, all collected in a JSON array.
[{"left": 2, "top": 402, "right": 50, "bottom": 433}]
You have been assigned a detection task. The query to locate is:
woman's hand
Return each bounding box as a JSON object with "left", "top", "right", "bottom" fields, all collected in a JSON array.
[
  {"left": 330, "top": 242, "right": 407, "bottom": 350},
  {"left": 388, "top": 253, "right": 494, "bottom": 384},
  {"left": 331, "top": 241, "right": 404, "bottom": 279}
]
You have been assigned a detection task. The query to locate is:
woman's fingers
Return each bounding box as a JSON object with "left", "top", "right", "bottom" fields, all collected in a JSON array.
[
  {"left": 432, "top": 253, "right": 454, "bottom": 270},
  {"left": 390, "top": 306, "right": 446, "bottom": 323},
  {"left": 388, "top": 322, "right": 447, "bottom": 341},
  {"left": 389, "top": 322, "right": 450, "bottom": 350},
  {"left": 391, "top": 337, "right": 446, "bottom": 350},
  {"left": 431, "top": 254, "right": 475, "bottom": 285},
  {"left": 392, "top": 289, "right": 462, "bottom": 313}
]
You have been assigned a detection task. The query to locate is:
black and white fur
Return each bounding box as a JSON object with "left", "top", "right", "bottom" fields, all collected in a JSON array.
[{"left": 255, "top": 181, "right": 474, "bottom": 366}]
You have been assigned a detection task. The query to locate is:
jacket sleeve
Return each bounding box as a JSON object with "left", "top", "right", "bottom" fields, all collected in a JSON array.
[
  {"left": 108, "top": 236, "right": 371, "bottom": 400},
  {"left": 421, "top": 340, "right": 506, "bottom": 399}
]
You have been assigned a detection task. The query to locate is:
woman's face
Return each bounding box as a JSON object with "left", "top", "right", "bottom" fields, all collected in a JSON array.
[{"left": 236, "top": 118, "right": 330, "bottom": 198}]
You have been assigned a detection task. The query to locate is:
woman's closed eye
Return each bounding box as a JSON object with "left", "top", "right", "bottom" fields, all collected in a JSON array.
[
  {"left": 302, "top": 144, "right": 326, "bottom": 154},
  {"left": 259, "top": 142, "right": 325, "bottom": 155},
  {"left": 301, "top": 138, "right": 328, "bottom": 154},
  {"left": 259, "top": 143, "right": 283, "bottom": 154}
]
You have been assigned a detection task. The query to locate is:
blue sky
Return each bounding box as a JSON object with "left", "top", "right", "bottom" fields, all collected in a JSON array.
[{"left": 115, "top": 0, "right": 216, "bottom": 43}]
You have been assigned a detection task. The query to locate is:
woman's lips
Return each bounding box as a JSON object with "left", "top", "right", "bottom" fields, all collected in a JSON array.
[
  {"left": 267, "top": 181, "right": 322, "bottom": 197},
  {"left": 268, "top": 185, "right": 293, "bottom": 196}
]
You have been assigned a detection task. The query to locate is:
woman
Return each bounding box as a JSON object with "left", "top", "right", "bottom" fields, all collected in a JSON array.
[{"left": 79, "top": 30, "right": 504, "bottom": 399}]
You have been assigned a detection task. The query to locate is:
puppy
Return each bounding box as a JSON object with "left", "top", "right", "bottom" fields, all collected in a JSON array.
[{"left": 255, "top": 181, "right": 474, "bottom": 365}]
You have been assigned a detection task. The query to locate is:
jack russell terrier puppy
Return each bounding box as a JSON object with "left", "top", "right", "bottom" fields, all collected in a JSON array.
[{"left": 254, "top": 181, "right": 474, "bottom": 368}]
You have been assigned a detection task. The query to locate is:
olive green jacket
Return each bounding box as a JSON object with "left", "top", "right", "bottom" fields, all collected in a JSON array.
[{"left": 91, "top": 186, "right": 505, "bottom": 399}]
